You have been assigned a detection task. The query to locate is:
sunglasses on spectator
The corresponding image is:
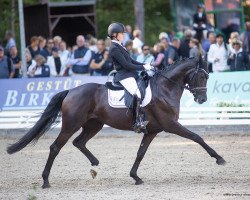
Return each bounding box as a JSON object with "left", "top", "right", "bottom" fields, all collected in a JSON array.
[
  {"left": 233, "top": 43, "right": 240, "bottom": 46},
  {"left": 143, "top": 48, "right": 150, "bottom": 51}
]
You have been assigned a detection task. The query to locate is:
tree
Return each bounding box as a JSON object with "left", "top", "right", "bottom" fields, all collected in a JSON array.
[{"left": 134, "top": 0, "right": 145, "bottom": 41}]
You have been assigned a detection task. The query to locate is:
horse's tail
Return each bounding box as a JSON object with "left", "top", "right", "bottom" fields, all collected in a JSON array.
[{"left": 7, "top": 90, "right": 69, "bottom": 154}]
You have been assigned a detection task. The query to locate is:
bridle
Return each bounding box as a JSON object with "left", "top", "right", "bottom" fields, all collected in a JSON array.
[{"left": 154, "top": 62, "right": 209, "bottom": 95}]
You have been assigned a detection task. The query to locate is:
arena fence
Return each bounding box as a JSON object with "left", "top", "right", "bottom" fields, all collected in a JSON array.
[{"left": 1, "top": 107, "right": 250, "bottom": 129}]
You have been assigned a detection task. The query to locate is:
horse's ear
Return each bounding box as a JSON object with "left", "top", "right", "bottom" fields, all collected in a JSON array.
[{"left": 198, "top": 54, "right": 203, "bottom": 68}]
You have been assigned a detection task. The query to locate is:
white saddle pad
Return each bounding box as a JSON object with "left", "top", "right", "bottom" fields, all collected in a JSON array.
[{"left": 108, "top": 83, "right": 152, "bottom": 108}]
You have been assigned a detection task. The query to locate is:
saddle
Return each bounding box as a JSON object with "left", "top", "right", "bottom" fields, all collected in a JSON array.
[{"left": 105, "top": 72, "right": 149, "bottom": 108}]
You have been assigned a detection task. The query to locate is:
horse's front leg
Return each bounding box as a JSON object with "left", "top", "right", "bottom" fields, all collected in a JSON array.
[
  {"left": 130, "top": 133, "right": 157, "bottom": 185},
  {"left": 165, "top": 121, "right": 226, "bottom": 165}
]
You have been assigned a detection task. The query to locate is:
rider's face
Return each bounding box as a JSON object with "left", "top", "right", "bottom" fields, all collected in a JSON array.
[{"left": 117, "top": 32, "right": 124, "bottom": 43}]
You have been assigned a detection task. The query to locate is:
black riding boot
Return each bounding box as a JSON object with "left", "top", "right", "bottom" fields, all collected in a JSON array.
[{"left": 133, "top": 95, "right": 149, "bottom": 133}]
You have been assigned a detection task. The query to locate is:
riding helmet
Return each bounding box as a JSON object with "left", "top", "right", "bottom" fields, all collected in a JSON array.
[{"left": 107, "top": 22, "right": 126, "bottom": 38}]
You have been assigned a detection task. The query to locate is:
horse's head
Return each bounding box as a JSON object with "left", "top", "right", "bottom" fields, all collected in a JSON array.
[{"left": 185, "top": 56, "right": 209, "bottom": 104}]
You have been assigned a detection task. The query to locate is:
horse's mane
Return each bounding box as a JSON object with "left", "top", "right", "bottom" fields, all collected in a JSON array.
[{"left": 160, "top": 57, "right": 197, "bottom": 73}]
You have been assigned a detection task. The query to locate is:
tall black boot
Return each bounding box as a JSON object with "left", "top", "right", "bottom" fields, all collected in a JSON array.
[{"left": 132, "top": 95, "right": 149, "bottom": 133}]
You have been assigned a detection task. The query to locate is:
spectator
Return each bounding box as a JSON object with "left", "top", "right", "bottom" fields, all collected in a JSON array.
[
  {"left": 123, "top": 25, "right": 133, "bottom": 45},
  {"left": 5, "top": 30, "right": 16, "bottom": 55},
  {"left": 153, "top": 43, "right": 165, "bottom": 70},
  {"left": 0, "top": 45, "right": 14, "bottom": 79},
  {"left": 9, "top": 45, "right": 22, "bottom": 78},
  {"left": 38, "top": 36, "right": 47, "bottom": 51},
  {"left": 189, "top": 38, "right": 204, "bottom": 58},
  {"left": 136, "top": 44, "right": 155, "bottom": 64},
  {"left": 90, "top": 39, "right": 114, "bottom": 76},
  {"left": 125, "top": 40, "right": 137, "bottom": 60},
  {"left": 47, "top": 47, "right": 68, "bottom": 77},
  {"left": 40, "top": 38, "right": 54, "bottom": 60},
  {"left": 105, "top": 38, "right": 112, "bottom": 51},
  {"left": 207, "top": 33, "right": 229, "bottom": 72},
  {"left": 240, "top": 21, "right": 250, "bottom": 56},
  {"left": 228, "top": 32, "right": 240, "bottom": 55},
  {"left": 67, "top": 35, "right": 92, "bottom": 75},
  {"left": 227, "top": 39, "right": 250, "bottom": 71},
  {"left": 28, "top": 55, "right": 50, "bottom": 78},
  {"left": 59, "top": 41, "right": 71, "bottom": 60},
  {"left": 133, "top": 29, "right": 143, "bottom": 54},
  {"left": 28, "top": 36, "right": 40, "bottom": 58},
  {"left": 25, "top": 48, "right": 36, "bottom": 72},
  {"left": 53, "top": 36, "right": 62, "bottom": 49},
  {"left": 168, "top": 37, "right": 180, "bottom": 65},
  {"left": 202, "top": 31, "right": 216, "bottom": 53},
  {"left": 160, "top": 38, "right": 169, "bottom": 66},
  {"left": 88, "top": 36, "right": 98, "bottom": 53},
  {"left": 179, "top": 29, "right": 192, "bottom": 59}
]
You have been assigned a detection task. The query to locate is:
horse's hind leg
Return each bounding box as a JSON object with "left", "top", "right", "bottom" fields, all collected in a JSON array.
[
  {"left": 73, "top": 119, "right": 104, "bottom": 166},
  {"left": 167, "top": 121, "right": 226, "bottom": 165},
  {"left": 130, "top": 133, "right": 157, "bottom": 185}
]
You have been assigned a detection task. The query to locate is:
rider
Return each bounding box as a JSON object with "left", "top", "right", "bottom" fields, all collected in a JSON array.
[{"left": 107, "top": 22, "right": 152, "bottom": 133}]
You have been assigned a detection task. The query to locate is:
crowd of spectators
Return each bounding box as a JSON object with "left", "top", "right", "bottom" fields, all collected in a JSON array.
[{"left": 0, "top": 18, "right": 250, "bottom": 79}]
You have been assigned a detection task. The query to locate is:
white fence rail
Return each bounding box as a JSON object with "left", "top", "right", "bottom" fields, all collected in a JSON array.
[{"left": 0, "top": 107, "right": 250, "bottom": 129}]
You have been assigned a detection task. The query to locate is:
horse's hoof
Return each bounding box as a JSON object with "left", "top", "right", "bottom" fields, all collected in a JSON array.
[
  {"left": 91, "top": 159, "right": 99, "bottom": 166},
  {"left": 216, "top": 158, "right": 226, "bottom": 165},
  {"left": 135, "top": 179, "right": 144, "bottom": 185},
  {"left": 42, "top": 183, "right": 51, "bottom": 189}
]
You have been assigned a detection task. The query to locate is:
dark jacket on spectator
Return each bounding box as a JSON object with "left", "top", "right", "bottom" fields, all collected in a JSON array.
[
  {"left": 40, "top": 48, "right": 52, "bottom": 60},
  {"left": 28, "top": 46, "right": 40, "bottom": 58},
  {"left": 179, "top": 37, "right": 191, "bottom": 58},
  {"left": 168, "top": 46, "right": 180, "bottom": 62},
  {"left": 227, "top": 49, "right": 250, "bottom": 71},
  {"left": 92, "top": 50, "right": 114, "bottom": 76}
]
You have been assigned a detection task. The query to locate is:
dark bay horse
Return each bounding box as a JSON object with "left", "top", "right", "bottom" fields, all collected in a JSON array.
[{"left": 7, "top": 57, "right": 226, "bottom": 188}]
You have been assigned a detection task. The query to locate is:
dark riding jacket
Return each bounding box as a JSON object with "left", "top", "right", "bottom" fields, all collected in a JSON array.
[{"left": 109, "top": 41, "right": 144, "bottom": 82}]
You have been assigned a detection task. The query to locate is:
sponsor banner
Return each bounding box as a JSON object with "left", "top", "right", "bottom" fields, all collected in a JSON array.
[{"left": 0, "top": 72, "right": 249, "bottom": 110}]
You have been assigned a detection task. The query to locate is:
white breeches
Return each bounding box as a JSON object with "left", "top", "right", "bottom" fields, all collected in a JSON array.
[{"left": 120, "top": 77, "right": 141, "bottom": 99}]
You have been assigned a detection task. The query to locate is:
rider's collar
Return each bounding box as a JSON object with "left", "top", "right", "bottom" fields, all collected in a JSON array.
[{"left": 112, "top": 40, "right": 123, "bottom": 47}]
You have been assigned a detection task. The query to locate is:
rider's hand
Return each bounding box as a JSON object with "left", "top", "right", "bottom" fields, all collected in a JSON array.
[{"left": 143, "top": 63, "right": 153, "bottom": 71}]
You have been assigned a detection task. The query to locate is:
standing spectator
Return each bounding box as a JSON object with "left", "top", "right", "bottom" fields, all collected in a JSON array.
[
  {"left": 227, "top": 39, "right": 250, "bottom": 71},
  {"left": 136, "top": 44, "right": 155, "bottom": 64},
  {"left": 47, "top": 47, "right": 67, "bottom": 77},
  {"left": 160, "top": 38, "right": 170, "bottom": 66},
  {"left": 153, "top": 43, "right": 165, "bottom": 70},
  {"left": 159, "top": 32, "right": 169, "bottom": 42},
  {"left": 125, "top": 40, "right": 137, "bottom": 60},
  {"left": 25, "top": 48, "right": 36, "bottom": 72},
  {"left": 228, "top": 32, "right": 240, "bottom": 55},
  {"left": 0, "top": 45, "right": 14, "bottom": 79},
  {"left": 123, "top": 25, "right": 133, "bottom": 45},
  {"left": 179, "top": 29, "right": 192, "bottom": 59},
  {"left": 5, "top": 30, "right": 16, "bottom": 55},
  {"left": 9, "top": 46, "right": 22, "bottom": 78},
  {"left": 189, "top": 38, "right": 204, "bottom": 58},
  {"left": 90, "top": 39, "right": 114, "bottom": 76},
  {"left": 207, "top": 33, "right": 229, "bottom": 72},
  {"left": 88, "top": 36, "right": 98, "bottom": 53},
  {"left": 38, "top": 36, "right": 47, "bottom": 51},
  {"left": 28, "top": 55, "right": 50, "bottom": 78},
  {"left": 28, "top": 36, "right": 40, "bottom": 58},
  {"left": 202, "top": 31, "right": 216, "bottom": 53},
  {"left": 133, "top": 29, "right": 144, "bottom": 54},
  {"left": 105, "top": 38, "right": 112, "bottom": 51},
  {"left": 168, "top": 37, "right": 180, "bottom": 65},
  {"left": 40, "top": 38, "right": 54, "bottom": 60},
  {"left": 67, "top": 35, "right": 92, "bottom": 75},
  {"left": 240, "top": 22, "right": 250, "bottom": 57},
  {"left": 59, "top": 41, "right": 71, "bottom": 60},
  {"left": 53, "top": 36, "right": 62, "bottom": 49}
]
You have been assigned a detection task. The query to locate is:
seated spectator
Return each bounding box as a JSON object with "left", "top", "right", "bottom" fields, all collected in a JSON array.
[
  {"left": 28, "top": 36, "right": 40, "bottom": 58},
  {"left": 47, "top": 47, "right": 68, "bottom": 77},
  {"left": 59, "top": 41, "right": 71, "bottom": 59},
  {"left": 40, "top": 38, "right": 54, "bottom": 60},
  {"left": 133, "top": 29, "right": 144, "bottom": 54},
  {"left": 207, "top": 33, "right": 229, "bottom": 72},
  {"left": 136, "top": 44, "right": 155, "bottom": 64},
  {"left": 66, "top": 35, "right": 92, "bottom": 75},
  {"left": 153, "top": 43, "right": 165, "bottom": 70},
  {"left": 53, "top": 36, "right": 62, "bottom": 49},
  {"left": 90, "top": 39, "right": 114, "bottom": 76},
  {"left": 179, "top": 29, "right": 192, "bottom": 59},
  {"left": 9, "top": 45, "right": 22, "bottom": 78},
  {"left": 189, "top": 38, "right": 204, "bottom": 58},
  {"left": 227, "top": 39, "right": 250, "bottom": 71},
  {"left": 5, "top": 30, "right": 16, "bottom": 56},
  {"left": 168, "top": 37, "right": 180, "bottom": 65},
  {"left": 28, "top": 55, "right": 50, "bottom": 78},
  {"left": 38, "top": 36, "right": 46, "bottom": 51},
  {"left": 0, "top": 45, "right": 14, "bottom": 79},
  {"left": 25, "top": 48, "right": 36, "bottom": 72},
  {"left": 125, "top": 40, "right": 137, "bottom": 60}
]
